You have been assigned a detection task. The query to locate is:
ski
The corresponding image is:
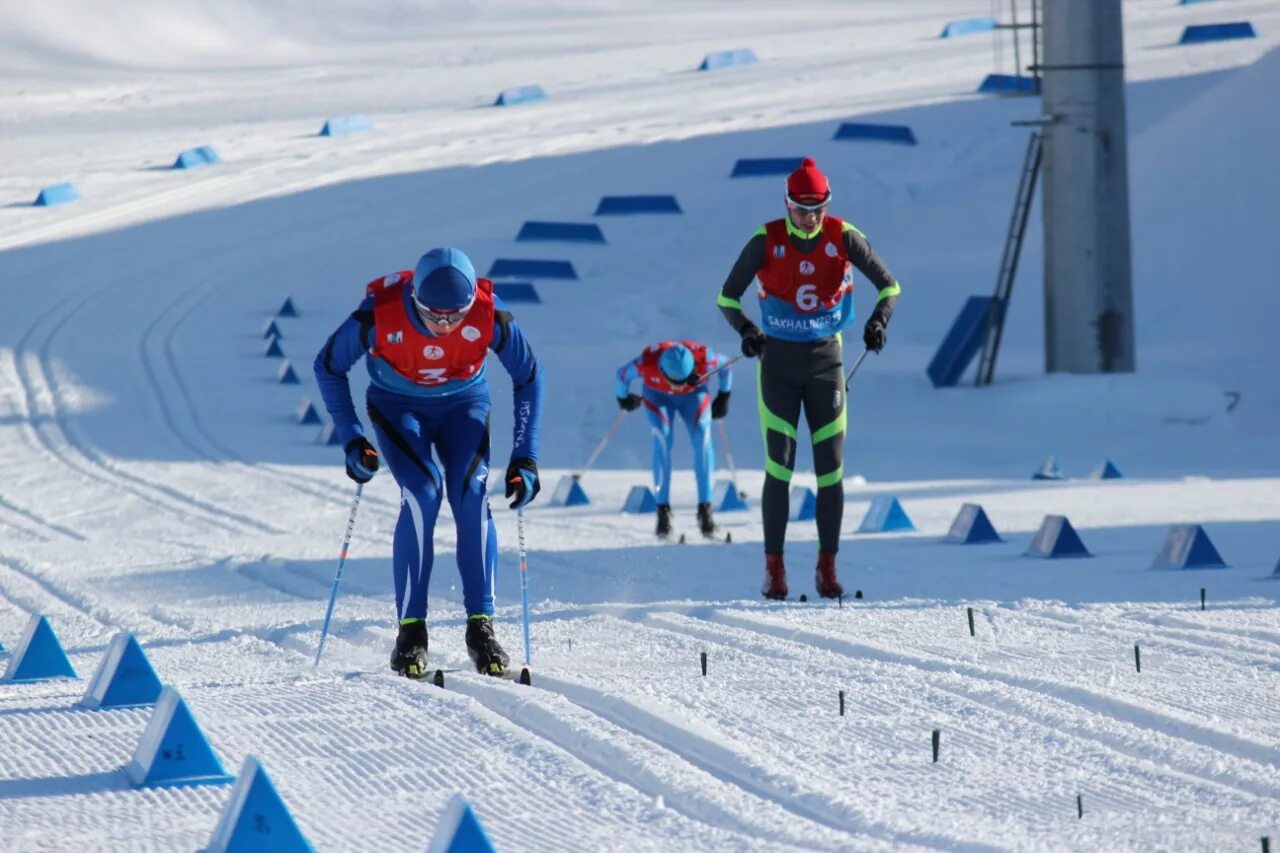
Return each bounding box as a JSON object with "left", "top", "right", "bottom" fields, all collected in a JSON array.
[{"left": 668, "top": 530, "right": 732, "bottom": 544}]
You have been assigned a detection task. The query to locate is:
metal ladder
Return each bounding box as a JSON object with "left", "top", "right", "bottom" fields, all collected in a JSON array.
[{"left": 975, "top": 130, "right": 1042, "bottom": 387}]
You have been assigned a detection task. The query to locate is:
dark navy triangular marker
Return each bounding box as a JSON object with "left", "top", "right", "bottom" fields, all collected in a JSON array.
[
  {"left": 2, "top": 614, "right": 77, "bottom": 683},
  {"left": 548, "top": 475, "right": 590, "bottom": 507},
  {"left": 277, "top": 296, "right": 298, "bottom": 317},
  {"left": 1151, "top": 524, "right": 1228, "bottom": 570},
  {"left": 296, "top": 400, "right": 322, "bottom": 425},
  {"left": 426, "top": 794, "right": 496, "bottom": 853},
  {"left": 205, "top": 756, "right": 315, "bottom": 853},
  {"left": 262, "top": 319, "right": 283, "bottom": 339},
  {"left": 943, "top": 503, "right": 1003, "bottom": 544},
  {"left": 1025, "top": 515, "right": 1091, "bottom": 558},
  {"left": 788, "top": 486, "right": 816, "bottom": 521},
  {"left": 1032, "top": 456, "right": 1064, "bottom": 480},
  {"left": 263, "top": 336, "right": 284, "bottom": 358},
  {"left": 81, "top": 632, "right": 163, "bottom": 710},
  {"left": 125, "top": 687, "right": 234, "bottom": 787},
  {"left": 278, "top": 362, "right": 299, "bottom": 384},
  {"left": 1091, "top": 458, "right": 1123, "bottom": 479},
  {"left": 857, "top": 496, "right": 915, "bottom": 533}
]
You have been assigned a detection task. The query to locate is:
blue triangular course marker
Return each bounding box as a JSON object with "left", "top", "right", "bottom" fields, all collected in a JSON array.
[
  {"left": 1, "top": 613, "right": 77, "bottom": 683},
  {"left": 263, "top": 318, "right": 283, "bottom": 339},
  {"left": 34, "top": 183, "right": 80, "bottom": 206},
  {"left": 1032, "top": 456, "right": 1064, "bottom": 480},
  {"left": 205, "top": 755, "right": 316, "bottom": 853},
  {"left": 317, "top": 423, "right": 344, "bottom": 447},
  {"left": 857, "top": 496, "right": 916, "bottom": 533},
  {"left": 426, "top": 794, "right": 496, "bottom": 853},
  {"left": 621, "top": 485, "right": 657, "bottom": 514},
  {"left": 943, "top": 503, "right": 1002, "bottom": 544},
  {"left": 1272, "top": 556, "right": 1280, "bottom": 578},
  {"left": 1151, "top": 524, "right": 1228, "bottom": 570},
  {"left": 548, "top": 474, "right": 590, "bottom": 507},
  {"left": 125, "top": 686, "right": 234, "bottom": 788},
  {"left": 296, "top": 400, "right": 322, "bottom": 425},
  {"left": 788, "top": 486, "right": 816, "bottom": 521},
  {"left": 1025, "top": 515, "right": 1092, "bottom": 559},
  {"left": 264, "top": 336, "right": 284, "bottom": 358},
  {"left": 712, "top": 479, "right": 748, "bottom": 512},
  {"left": 1091, "top": 458, "right": 1123, "bottom": 479},
  {"left": 80, "top": 632, "right": 163, "bottom": 710},
  {"left": 277, "top": 296, "right": 298, "bottom": 318},
  {"left": 278, "top": 361, "right": 299, "bottom": 384}
]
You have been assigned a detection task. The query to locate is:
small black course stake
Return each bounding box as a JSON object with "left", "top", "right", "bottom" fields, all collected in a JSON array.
[
  {"left": 700, "top": 651, "right": 708, "bottom": 677},
  {"left": 931, "top": 728, "right": 940, "bottom": 763},
  {"left": 1077, "top": 794, "right": 1083, "bottom": 819},
  {"left": 1135, "top": 643, "right": 1142, "bottom": 673},
  {"left": 839, "top": 690, "right": 845, "bottom": 716},
  {"left": 967, "top": 607, "right": 976, "bottom": 637}
]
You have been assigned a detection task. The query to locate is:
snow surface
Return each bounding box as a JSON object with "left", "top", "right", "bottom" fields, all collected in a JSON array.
[{"left": 1, "top": 1, "right": 1278, "bottom": 850}]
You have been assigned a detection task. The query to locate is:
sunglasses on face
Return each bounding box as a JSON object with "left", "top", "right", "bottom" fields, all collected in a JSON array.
[{"left": 787, "top": 198, "right": 829, "bottom": 214}]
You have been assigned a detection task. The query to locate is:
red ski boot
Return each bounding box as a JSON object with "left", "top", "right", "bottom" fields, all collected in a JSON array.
[
  {"left": 815, "top": 552, "right": 843, "bottom": 599},
  {"left": 762, "top": 553, "right": 788, "bottom": 600}
]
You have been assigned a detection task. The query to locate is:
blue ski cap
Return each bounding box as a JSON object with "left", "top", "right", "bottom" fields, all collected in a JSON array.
[
  {"left": 412, "top": 247, "right": 477, "bottom": 312},
  {"left": 659, "top": 344, "right": 695, "bottom": 383}
]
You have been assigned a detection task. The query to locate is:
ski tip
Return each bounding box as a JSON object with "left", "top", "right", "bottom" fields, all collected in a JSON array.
[
  {"left": 678, "top": 533, "right": 687, "bottom": 544},
  {"left": 518, "top": 667, "right": 532, "bottom": 686},
  {"left": 799, "top": 593, "right": 808, "bottom": 602},
  {"left": 432, "top": 669, "right": 445, "bottom": 688},
  {"left": 724, "top": 531, "right": 733, "bottom": 544}
]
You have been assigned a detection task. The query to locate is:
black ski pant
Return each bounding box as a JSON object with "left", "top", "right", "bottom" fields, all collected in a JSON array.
[{"left": 756, "top": 336, "right": 846, "bottom": 555}]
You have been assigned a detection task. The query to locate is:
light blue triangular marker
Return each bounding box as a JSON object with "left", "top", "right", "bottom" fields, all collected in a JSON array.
[
  {"left": 426, "top": 794, "right": 496, "bottom": 853},
  {"left": 788, "top": 486, "right": 816, "bottom": 521},
  {"left": 80, "top": 632, "right": 163, "bottom": 710},
  {"left": 125, "top": 686, "right": 234, "bottom": 787},
  {"left": 206, "top": 756, "right": 315, "bottom": 853},
  {"left": 621, "top": 485, "right": 657, "bottom": 513},
  {"left": 549, "top": 474, "right": 590, "bottom": 507},
  {"left": 1025, "top": 515, "right": 1092, "bottom": 559},
  {"left": 712, "top": 479, "right": 748, "bottom": 512},
  {"left": 1151, "top": 524, "right": 1228, "bottom": 570},
  {"left": 2, "top": 613, "right": 77, "bottom": 683},
  {"left": 857, "top": 496, "right": 915, "bottom": 533}
]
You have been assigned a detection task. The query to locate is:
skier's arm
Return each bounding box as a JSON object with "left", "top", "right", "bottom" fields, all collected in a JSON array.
[
  {"left": 312, "top": 298, "right": 375, "bottom": 447},
  {"left": 705, "top": 348, "right": 733, "bottom": 394},
  {"left": 716, "top": 230, "right": 767, "bottom": 335},
  {"left": 615, "top": 358, "right": 642, "bottom": 399},
  {"left": 843, "top": 222, "right": 901, "bottom": 322},
  {"left": 490, "top": 301, "right": 543, "bottom": 460}
]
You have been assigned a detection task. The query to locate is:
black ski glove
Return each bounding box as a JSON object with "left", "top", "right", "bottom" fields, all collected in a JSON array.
[
  {"left": 740, "top": 323, "right": 766, "bottom": 358},
  {"left": 505, "top": 457, "right": 541, "bottom": 509},
  {"left": 344, "top": 437, "right": 380, "bottom": 483},
  {"left": 711, "top": 391, "right": 731, "bottom": 420},
  {"left": 617, "top": 393, "right": 642, "bottom": 412},
  {"left": 863, "top": 304, "right": 890, "bottom": 353}
]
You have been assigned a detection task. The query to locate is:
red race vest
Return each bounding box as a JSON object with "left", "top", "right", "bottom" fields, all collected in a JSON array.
[
  {"left": 637, "top": 340, "right": 712, "bottom": 396},
  {"left": 756, "top": 216, "right": 853, "bottom": 311},
  {"left": 366, "top": 271, "right": 495, "bottom": 387}
]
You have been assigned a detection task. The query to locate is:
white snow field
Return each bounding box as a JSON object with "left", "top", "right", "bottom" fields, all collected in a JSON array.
[{"left": 2, "top": 1, "right": 1279, "bottom": 850}]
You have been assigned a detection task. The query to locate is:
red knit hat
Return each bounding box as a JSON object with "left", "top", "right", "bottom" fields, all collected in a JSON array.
[{"left": 786, "top": 157, "right": 830, "bottom": 204}]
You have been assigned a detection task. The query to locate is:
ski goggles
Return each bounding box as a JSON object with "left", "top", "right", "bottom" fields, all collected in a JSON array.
[
  {"left": 786, "top": 194, "right": 831, "bottom": 213},
  {"left": 416, "top": 297, "right": 474, "bottom": 326}
]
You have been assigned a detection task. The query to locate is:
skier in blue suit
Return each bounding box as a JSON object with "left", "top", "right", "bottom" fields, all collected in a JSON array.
[
  {"left": 615, "top": 340, "right": 733, "bottom": 539},
  {"left": 313, "top": 247, "right": 543, "bottom": 678}
]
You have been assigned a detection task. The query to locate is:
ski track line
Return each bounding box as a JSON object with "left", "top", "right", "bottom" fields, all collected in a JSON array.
[
  {"left": 607, "top": 608, "right": 1280, "bottom": 805},
  {"left": 1013, "top": 606, "right": 1280, "bottom": 669},
  {"left": 526, "top": 668, "right": 994, "bottom": 852},
  {"left": 40, "top": 290, "right": 281, "bottom": 535},
  {"left": 11, "top": 294, "right": 250, "bottom": 536},
  {"left": 696, "top": 607, "right": 1280, "bottom": 775},
  {"left": 433, "top": 668, "right": 867, "bottom": 853},
  {"left": 0, "top": 554, "right": 121, "bottom": 635}
]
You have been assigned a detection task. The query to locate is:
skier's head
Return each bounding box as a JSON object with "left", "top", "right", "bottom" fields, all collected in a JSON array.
[
  {"left": 785, "top": 157, "right": 830, "bottom": 230},
  {"left": 658, "top": 344, "right": 696, "bottom": 385},
  {"left": 412, "top": 247, "right": 477, "bottom": 331}
]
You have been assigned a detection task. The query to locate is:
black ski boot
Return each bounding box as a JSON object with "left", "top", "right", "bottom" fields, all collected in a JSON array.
[
  {"left": 696, "top": 502, "right": 717, "bottom": 537},
  {"left": 465, "top": 615, "right": 510, "bottom": 677},
  {"left": 389, "top": 618, "right": 429, "bottom": 680},
  {"left": 655, "top": 503, "right": 673, "bottom": 539}
]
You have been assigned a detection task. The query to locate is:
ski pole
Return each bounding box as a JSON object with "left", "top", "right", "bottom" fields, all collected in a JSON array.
[
  {"left": 694, "top": 352, "right": 743, "bottom": 386},
  {"left": 715, "top": 420, "right": 746, "bottom": 497},
  {"left": 844, "top": 348, "right": 871, "bottom": 391},
  {"left": 574, "top": 411, "right": 628, "bottom": 481},
  {"left": 314, "top": 481, "right": 364, "bottom": 669},
  {"left": 516, "top": 507, "right": 533, "bottom": 671}
]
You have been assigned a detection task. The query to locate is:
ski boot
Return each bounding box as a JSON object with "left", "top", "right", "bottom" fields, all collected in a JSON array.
[
  {"left": 762, "top": 553, "right": 788, "bottom": 600},
  {"left": 465, "top": 615, "right": 510, "bottom": 677},
  {"left": 389, "top": 618, "right": 429, "bottom": 680},
  {"left": 655, "top": 503, "right": 673, "bottom": 539},
  {"left": 815, "top": 552, "right": 844, "bottom": 599},
  {"left": 696, "top": 502, "right": 717, "bottom": 538}
]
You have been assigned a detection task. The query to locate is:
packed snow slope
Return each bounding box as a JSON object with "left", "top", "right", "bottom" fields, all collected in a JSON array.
[{"left": 1, "top": 2, "right": 1278, "bottom": 851}]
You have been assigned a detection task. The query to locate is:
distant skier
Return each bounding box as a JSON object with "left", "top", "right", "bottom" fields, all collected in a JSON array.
[
  {"left": 715, "top": 157, "right": 902, "bottom": 600},
  {"left": 313, "top": 247, "right": 544, "bottom": 678},
  {"left": 615, "top": 340, "right": 733, "bottom": 539}
]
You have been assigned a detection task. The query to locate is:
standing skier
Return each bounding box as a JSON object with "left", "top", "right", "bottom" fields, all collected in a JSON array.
[
  {"left": 716, "top": 158, "right": 901, "bottom": 600},
  {"left": 313, "top": 247, "right": 544, "bottom": 678},
  {"left": 615, "top": 340, "right": 733, "bottom": 539}
]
